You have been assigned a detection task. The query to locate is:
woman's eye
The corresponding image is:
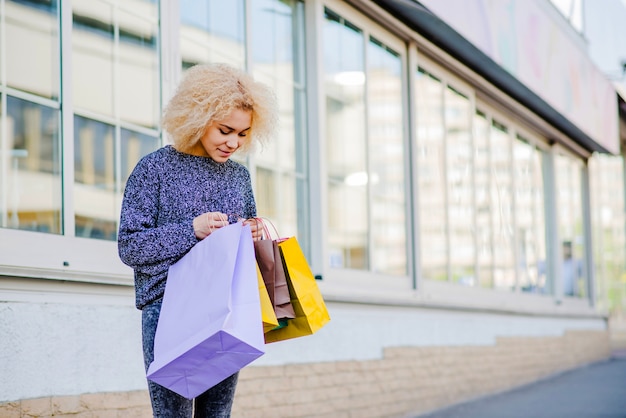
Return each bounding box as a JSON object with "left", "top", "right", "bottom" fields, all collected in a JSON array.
[
  {"left": 219, "top": 129, "right": 231, "bottom": 135},
  {"left": 238, "top": 132, "right": 247, "bottom": 137}
]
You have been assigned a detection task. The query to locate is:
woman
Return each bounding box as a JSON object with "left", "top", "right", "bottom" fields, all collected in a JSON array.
[{"left": 118, "top": 63, "right": 278, "bottom": 417}]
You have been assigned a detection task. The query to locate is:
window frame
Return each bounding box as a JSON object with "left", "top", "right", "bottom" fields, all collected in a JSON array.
[{"left": 317, "top": 0, "right": 413, "bottom": 290}]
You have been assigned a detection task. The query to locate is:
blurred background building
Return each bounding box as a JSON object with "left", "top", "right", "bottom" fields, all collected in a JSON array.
[{"left": 1, "top": 0, "right": 624, "bottom": 416}]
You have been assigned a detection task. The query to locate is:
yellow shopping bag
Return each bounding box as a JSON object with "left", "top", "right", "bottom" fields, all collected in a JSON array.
[
  {"left": 264, "top": 237, "right": 331, "bottom": 343},
  {"left": 258, "top": 263, "right": 279, "bottom": 332}
]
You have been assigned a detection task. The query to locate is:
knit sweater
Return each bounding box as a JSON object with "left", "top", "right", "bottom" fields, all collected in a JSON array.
[{"left": 118, "top": 145, "right": 257, "bottom": 309}]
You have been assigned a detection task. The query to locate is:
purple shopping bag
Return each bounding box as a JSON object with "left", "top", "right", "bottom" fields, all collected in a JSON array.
[{"left": 146, "top": 222, "right": 264, "bottom": 399}]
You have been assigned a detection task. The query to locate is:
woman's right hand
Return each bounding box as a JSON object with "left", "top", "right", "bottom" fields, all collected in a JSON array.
[{"left": 193, "top": 211, "right": 229, "bottom": 240}]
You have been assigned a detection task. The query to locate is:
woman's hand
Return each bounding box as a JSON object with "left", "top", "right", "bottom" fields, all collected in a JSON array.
[
  {"left": 193, "top": 212, "right": 229, "bottom": 240},
  {"left": 243, "top": 218, "right": 263, "bottom": 242}
]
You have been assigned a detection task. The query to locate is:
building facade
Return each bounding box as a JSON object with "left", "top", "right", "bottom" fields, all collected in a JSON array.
[{"left": 0, "top": 0, "right": 623, "bottom": 416}]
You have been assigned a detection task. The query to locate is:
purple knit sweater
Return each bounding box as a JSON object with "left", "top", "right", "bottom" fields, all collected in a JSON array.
[{"left": 118, "top": 145, "right": 257, "bottom": 309}]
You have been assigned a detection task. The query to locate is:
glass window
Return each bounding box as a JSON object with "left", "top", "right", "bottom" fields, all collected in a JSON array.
[
  {"left": 1, "top": 96, "right": 62, "bottom": 233},
  {"left": 555, "top": 153, "right": 586, "bottom": 298},
  {"left": 5, "top": 0, "right": 60, "bottom": 100},
  {"left": 250, "top": 0, "right": 308, "bottom": 242},
  {"left": 415, "top": 68, "right": 447, "bottom": 281},
  {"left": 118, "top": 7, "right": 160, "bottom": 128},
  {"left": 514, "top": 135, "right": 547, "bottom": 293},
  {"left": 589, "top": 154, "right": 626, "bottom": 311},
  {"left": 180, "top": 0, "right": 245, "bottom": 68},
  {"left": 323, "top": 8, "right": 407, "bottom": 274},
  {"left": 474, "top": 111, "right": 494, "bottom": 287},
  {"left": 72, "top": 0, "right": 160, "bottom": 240},
  {"left": 73, "top": 0, "right": 160, "bottom": 128},
  {"left": 367, "top": 37, "right": 407, "bottom": 275},
  {"left": 445, "top": 86, "right": 474, "bottom": 285},
  {"left": 74, "top": 116, "right": 115, "bottom": 240},
  {"left": 323, "top": 8, "right": 368, "bottom": 270},
  {"left": 72, "top": 0, "right": 115, "bottom": 118},
  {"left": 490, "top": 119, "right": 515, "bottom": 290}
]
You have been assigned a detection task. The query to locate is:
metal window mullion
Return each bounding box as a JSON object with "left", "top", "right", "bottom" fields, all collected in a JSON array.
[
  {"left": 306, "top": 0, "right": 327, "bottom": 277},
  {"left": 0, "top": 0, "right": 7, "bottom": 228},
  {"left": 60, "top": 0, "right": 75, "bottom": 237},
  {"left": 544, "top": 148, "right": 561, "bottom": 300},
  {"left": 407, "top": 42, "right": 420, "bottom": 290}
]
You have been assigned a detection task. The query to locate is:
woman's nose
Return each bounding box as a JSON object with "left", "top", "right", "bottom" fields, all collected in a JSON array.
[{"left": 226, "top": 137, "right": 239, "bottom": 149}]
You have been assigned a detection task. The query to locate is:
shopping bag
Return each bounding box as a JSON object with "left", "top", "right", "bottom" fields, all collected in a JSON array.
[
  {"left": 253, "top": 218, "right": 296, "bottom": 320},
  {"left": 257, "top": 263, "right": 279, "bottom": 332},
  {"left": 146, "top": 222, "right": 264, "bottom": 399},
  {"left": 264, "top": 236, "right": 331, "bottom": 344}
]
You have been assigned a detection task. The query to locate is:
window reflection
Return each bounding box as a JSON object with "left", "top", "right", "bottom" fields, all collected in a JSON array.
[
  {"left": 416, "top": 68, "right": 447, "bottom": 281},
  {"left": 514, "top": 136, "right": 547, "bottom": 293},
  {"left": 368, "top": 37, "right": 407, "bottom": 275},
  {"left": 1, "top": 96, "right": 62, "bottom": 233},
  {"left": 589, "top": 154, "right": 626, "bottom": 310},
  {"left": 474, "top": 111, "right": 494, "bottom": 287},
  {"left": 74, "top": 116, "right": 116, "bottom": 240},
  {"left": 490, "top": 120, "right": 515, "bottom": 290},
  {"left": 74, "top": 116, "right": 159, "bottom": 240},
  {"left": 324, "top": 9, "right": 368, "bottom": 270},
  {"left": 555, "top": 154, "right": 586, "bottom": 298},
  {"left": 445, "top": 86, "right": 474, "bottom": 284},
  {"left": 180, "top": 0, "right": 245, "bottom": 68},
  {"left": 72, "top": 0, "right": 159, "bottom": 128},
  {"left": 5, "top": 0, "right": 60, "bottom": 100},
  {"left": 250, "top": 0, "right": 307, "bottom": 243}
]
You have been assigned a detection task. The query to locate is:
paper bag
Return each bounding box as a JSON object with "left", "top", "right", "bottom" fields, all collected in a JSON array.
[
  {"left": 146, "top": 223, "right": 264, "bottom": 399},
  {"left": 264, "top": 237, "right": 331, "bottom": 343}
]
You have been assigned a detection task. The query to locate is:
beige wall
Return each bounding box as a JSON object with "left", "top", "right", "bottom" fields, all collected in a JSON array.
[{"left": 0, "top": 330, "right": 610, "bottom": 418}]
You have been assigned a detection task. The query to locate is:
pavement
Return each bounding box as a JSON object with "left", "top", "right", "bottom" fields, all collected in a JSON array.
[{"left": 417, "top": 352, "right": 626, "bottom": 418}]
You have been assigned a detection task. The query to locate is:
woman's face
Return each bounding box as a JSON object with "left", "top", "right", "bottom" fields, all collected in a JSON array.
[{"left": 198, "top": 108, "right": 252, "bottom": 162}]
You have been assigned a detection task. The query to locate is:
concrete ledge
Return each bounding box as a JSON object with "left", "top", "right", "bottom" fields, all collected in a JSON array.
[{"left": 1, "top": 330, "right": 609, "bottom": 418}]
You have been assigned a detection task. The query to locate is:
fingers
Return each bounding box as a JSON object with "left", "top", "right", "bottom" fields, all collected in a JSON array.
[
  {"left": 243, "top": 218, "right": 263, "bottom": 241},
  {"left": 193, "top": 212, "right": 228, "bottom": 240},
  {"left": 206, "top": 212, "right": 228, "bottom": 234}
]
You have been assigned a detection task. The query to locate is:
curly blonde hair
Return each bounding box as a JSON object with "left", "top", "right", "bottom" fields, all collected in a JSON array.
[{"left": 162, "top": 63, "right": 278, "bottom": 154}]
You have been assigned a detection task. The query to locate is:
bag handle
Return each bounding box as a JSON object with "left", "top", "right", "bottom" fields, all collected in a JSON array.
[{"left": 249, "top": 217, "right": 281, "bottom": 240}]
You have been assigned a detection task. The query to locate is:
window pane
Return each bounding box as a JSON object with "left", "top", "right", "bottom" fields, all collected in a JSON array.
[
  {"left": 589, "top": 154, "right": 626, "bottom": 310},
  {"left": 180, "top": 0, "right": 245, "bottom": 68},
  {"left": 474, "top": 111, "right": 494, "bottom": 287},
  {"left": 1, "top": 96, "right": 62, "bottom": 233},
  {"left": 514, "top": 137, "right": 547, "bottom": 294},
  {"left": 120, "top": 128, "right": 160, "bottom": 188},
  {"left": 118, "top": 8, "right": 160, "bottom": 128},
  {"left": 250, "top": 0, "right": 306, "bottom": 242},
  {"left": 368, "top": 37, "right": 406, "bottom": 275},
  {"left": 5, "top": 0, "right": 60, "bottom": 99},
  {"left": 491, "top": 120, "right": 515, "bottom": 290},
  {"left": 445, "top": 86, "right": 474, "bottom": 285},
  {"left": 416, "top": 68, "right": 447, "bottom": 281},
  {"left": 72, "top": 0, "right": 115, "bottom": 117},
  {"left": 555, "top": 154, "right": 586, "bottom": 298},
  {"left": 324, "top": 9, "right": 368, "bottom": 270},
  {"left": 74, "top": 116, "right": 116, "bottom": 240}
]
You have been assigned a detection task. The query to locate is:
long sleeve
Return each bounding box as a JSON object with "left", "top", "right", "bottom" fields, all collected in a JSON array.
[{"left": 118, "top": 158, "right": 197, "bottom": 272}]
